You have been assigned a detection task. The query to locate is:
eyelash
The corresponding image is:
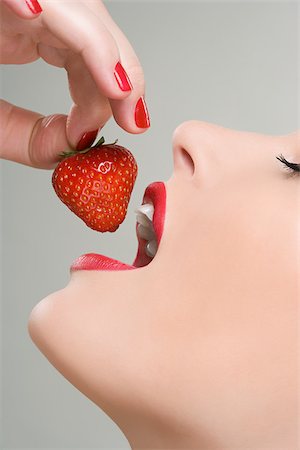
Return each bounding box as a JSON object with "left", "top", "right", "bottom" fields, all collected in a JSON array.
[{"left": 276, "top": 154, "right": 300, "bottom": 175}]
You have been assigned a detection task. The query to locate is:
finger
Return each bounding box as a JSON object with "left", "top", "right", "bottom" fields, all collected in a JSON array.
[
  {"left": 0, "top": 100, "right": 69, "bottom": 169},
  {"left": 109, "top": 81, "right": 151, "bottom": 133},
  {"left": 108, "top": 48, "right": 150, "bottom": 131},
  {"left": 38, "top": 0, "right": 132, "bottom": 101},
  {"left": 0, "top": 1, "right": 41, "bottom": 64},
  {"left": 2, "top": 0, "right": 42, "bottom": 18},
  {"left": 103, "top": 27, "right": 151, "bottom": 132},
  {"left": 63, "top": 53, "right": 112, "bottom": 148},
  {"left": 84, "top": 0, "right": 150, "bottom": 133}
]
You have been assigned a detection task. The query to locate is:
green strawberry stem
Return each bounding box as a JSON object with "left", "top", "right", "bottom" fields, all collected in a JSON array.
[
  {"left": 59, "top": 136, "right": 118, "bottom": 159},
  {"left": 91, "top": 135, "right": 105, "bottom": 148}
]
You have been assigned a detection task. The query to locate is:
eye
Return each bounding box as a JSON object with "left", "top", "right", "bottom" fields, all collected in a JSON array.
[{"left": 276, "top": 154, "right": 300, "bottom": 175}]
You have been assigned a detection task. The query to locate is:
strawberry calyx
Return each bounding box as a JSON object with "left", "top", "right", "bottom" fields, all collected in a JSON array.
[{"left": 59, "top": 136, "right": 118, "bottom": 159}]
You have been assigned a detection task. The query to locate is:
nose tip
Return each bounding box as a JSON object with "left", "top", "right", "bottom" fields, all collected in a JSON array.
[
  {"left": 172, "top": 120, "right": 222, "bottom": 179},
  {"left": 172, "top": 121, "right": 200, "bottom": 177}
]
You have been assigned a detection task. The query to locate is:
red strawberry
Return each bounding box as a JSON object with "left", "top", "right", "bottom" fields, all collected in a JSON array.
[{"left": 52, "top": 137, "right": 138, "bottom": 232}]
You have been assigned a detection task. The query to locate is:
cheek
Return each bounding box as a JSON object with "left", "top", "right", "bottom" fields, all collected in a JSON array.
[{"left": 160, "top": 179, "right": 298, "bottom": 298}]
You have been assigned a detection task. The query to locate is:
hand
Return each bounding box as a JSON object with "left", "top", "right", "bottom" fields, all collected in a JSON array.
[{"left": 0, "top": 0, "right": 150, "bottom": 169}]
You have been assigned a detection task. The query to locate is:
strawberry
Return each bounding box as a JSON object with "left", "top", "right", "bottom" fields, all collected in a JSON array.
[{"left": 52, "top": 137, "right": 138, "bottom": 232}]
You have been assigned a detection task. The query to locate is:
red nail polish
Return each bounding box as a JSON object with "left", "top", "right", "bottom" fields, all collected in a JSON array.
[
  {"left": 135, "top": 97, "right": 150, "bottom": 128},
  {"left": 25, "top": 0, "right": 42, "bottom": 14},
  {"left": 76, "top": 130, "right": 98, "bottom": 151},
  {"left": 114, "top": 62, "right": 132, "bottom": 92}
]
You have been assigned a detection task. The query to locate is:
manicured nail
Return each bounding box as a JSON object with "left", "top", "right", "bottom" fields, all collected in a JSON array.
[
  {"left": 76, "top": 130, "right": 98, "bottom": 151},
  {"left": 25, "top": 0, "right": 42, "bottom": 14},
  {"left": 114, "top": 62, "right": 132, "bottom": 92},
  {"left": 135, "top": 97, "right": 150, "bottom": 128}
]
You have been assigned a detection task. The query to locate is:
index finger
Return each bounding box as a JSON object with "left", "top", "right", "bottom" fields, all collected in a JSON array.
[
  {"left": 79, "top": 0, "right": 151, "bottom": 132},
  {"left": 39, "top": 0, "right": 131, "bottom": 100}
]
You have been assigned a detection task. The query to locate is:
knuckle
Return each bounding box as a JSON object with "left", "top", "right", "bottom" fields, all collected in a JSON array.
[{"left": 29, "top": 114, "right": 64, "bottom": 168}]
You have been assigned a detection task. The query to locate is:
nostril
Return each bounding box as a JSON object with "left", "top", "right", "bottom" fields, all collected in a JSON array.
[{"left": 178, "top": 147, "right": 195, "bottom": 176}]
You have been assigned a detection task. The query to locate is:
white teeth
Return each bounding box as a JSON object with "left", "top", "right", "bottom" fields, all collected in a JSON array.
[
  {"left": 135, "top": 203, "right": 154, "bottom": 221},
  {"left": 136, "top": 212, "right": 152, "bottom": 227},
  {"left": 137, "top": 223, "right": 156, "bottom": 241},
  {"left": 145, "top": 240, "right": 158, "bottom": 258},
  {"left": 135, "top": 202, "right": 158, "bottom": 260}
]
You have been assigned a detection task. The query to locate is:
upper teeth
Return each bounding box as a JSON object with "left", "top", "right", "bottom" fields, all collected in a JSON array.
[
  {"left": 135, "top": 203, "right": 154, "bottom": 223},
  {"left": 135, "top": 203, "right": 158, "bottom": 258},
  {"left": 137, "top": 223, "right": 156, "bottom": 241}
]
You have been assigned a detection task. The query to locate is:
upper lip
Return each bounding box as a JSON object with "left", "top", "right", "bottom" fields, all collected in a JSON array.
[{"left": 70, "top": 181, "right": 167, "bottom": 272}]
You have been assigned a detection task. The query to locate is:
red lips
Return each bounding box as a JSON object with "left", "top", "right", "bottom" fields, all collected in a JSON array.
[{"left": 70, "top": 182, "right": 166, "bottom": 272}]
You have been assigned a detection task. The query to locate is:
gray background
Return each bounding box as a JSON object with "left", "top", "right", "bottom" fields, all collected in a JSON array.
[{"left": 1, "top": 1, "right": 298, "bottom": 449}]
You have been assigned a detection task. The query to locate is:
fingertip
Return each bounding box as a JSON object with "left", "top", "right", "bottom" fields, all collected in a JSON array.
[
  {"left": 114, "top": 62, "right": 133, "bottom": 93},
  {"left": 134, "top": 96, "right": 151, "bottom": 129},
  {"left": 76, "top": 129, "right": 99, "bottom": 151},
  {"left": 83, "top": 62, "right": 132, "bottom": 102},
  {"left": 110, "top": 95, "right": 151, "bottom": 134},
  {"left": 66, "top": 103, "right": 110, "bottom": 151},
  {"left": 25, "top": 0, "right": 42, "bottom": 15},
  {"left": 114, "top": 119, "right": 151, "bottom": 136},
  {"left": 3, "top": 0, "right": 42, "bottom": 19},
  {"left": 127, "top": 127, "right": 151, "bottom": 136}
]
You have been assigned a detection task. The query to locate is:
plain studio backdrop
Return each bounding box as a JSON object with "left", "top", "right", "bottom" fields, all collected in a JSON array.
[{"left": 0, "top": 1, "right": 298, "bottom": 449}]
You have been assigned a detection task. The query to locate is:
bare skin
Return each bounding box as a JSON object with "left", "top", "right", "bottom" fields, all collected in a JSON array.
[
  {"left": 29, "top": 121, "right": 300, "bottom": 449},
  {"left": 0, "top": 0, "right": 147, "bottom": 168}
]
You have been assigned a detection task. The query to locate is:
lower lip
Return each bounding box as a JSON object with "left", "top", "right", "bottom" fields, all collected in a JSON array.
[{"left": 70, "top": 181, "right": 166, "bottom": 272}]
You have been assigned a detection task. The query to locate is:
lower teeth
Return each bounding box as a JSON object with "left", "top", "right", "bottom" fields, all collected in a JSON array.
[
  {"left": 137, "top": 223, "right": 156, "bottom": 241},
  {"left": 135, "top": 203, "right": 158, "bottom": 259},
  {"left": 145, "top": 240, "right": 158, "bottom": 258}
]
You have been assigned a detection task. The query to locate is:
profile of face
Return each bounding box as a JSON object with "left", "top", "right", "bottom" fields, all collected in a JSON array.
[{"left": 29, "top": 121, "right": 299, "bottom": 449}]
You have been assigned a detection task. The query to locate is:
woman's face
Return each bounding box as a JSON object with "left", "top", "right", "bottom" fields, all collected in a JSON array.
[{"left": 29, "top": 121, "right": 299, "bottom": 449}]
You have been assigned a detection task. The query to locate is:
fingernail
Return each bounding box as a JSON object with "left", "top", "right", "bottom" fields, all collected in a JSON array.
[
  {"left": 76, "top": 130, "right": 98, "bottom": 151},
  {"left": 25, "top": 0, "right": 42, "bottom": 14},
  {"left": 135, "top": 97, "right": 150, "bottom": 128},
  {"left": 114, "top": 62, "right": 132, "bottom": 92}
]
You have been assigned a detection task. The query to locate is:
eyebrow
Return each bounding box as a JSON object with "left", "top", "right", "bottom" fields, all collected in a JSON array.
[{"left": 276, "top": 154, "right": 300, "bottom": 172}]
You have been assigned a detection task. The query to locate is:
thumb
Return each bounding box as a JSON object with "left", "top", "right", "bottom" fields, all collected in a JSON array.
[
  {"left": 0, "top": 100, "right": 70, "bottom": 169},
  {"left": 2, "top": 0, "right": 43, "bottom": 18}
]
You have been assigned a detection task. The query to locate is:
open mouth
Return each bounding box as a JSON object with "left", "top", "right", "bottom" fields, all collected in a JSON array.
[{"left": 70, "top": 182, "right": 166, "bottom": 272}]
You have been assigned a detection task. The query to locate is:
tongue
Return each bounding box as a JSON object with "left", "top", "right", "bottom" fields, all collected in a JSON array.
[{"left": 71, "top": 253, "right": 135, "bottom": 271}]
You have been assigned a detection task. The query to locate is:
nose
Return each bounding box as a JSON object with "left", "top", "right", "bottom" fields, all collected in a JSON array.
[
  {"left": 172, "top": 120, "right": 222, "bottom": 180},
  {"left": 172, "top": 120, "right": 217, "bottom": 178},
  {"left": 172, "top": 121, "right": 197, "bottom": 178}
]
